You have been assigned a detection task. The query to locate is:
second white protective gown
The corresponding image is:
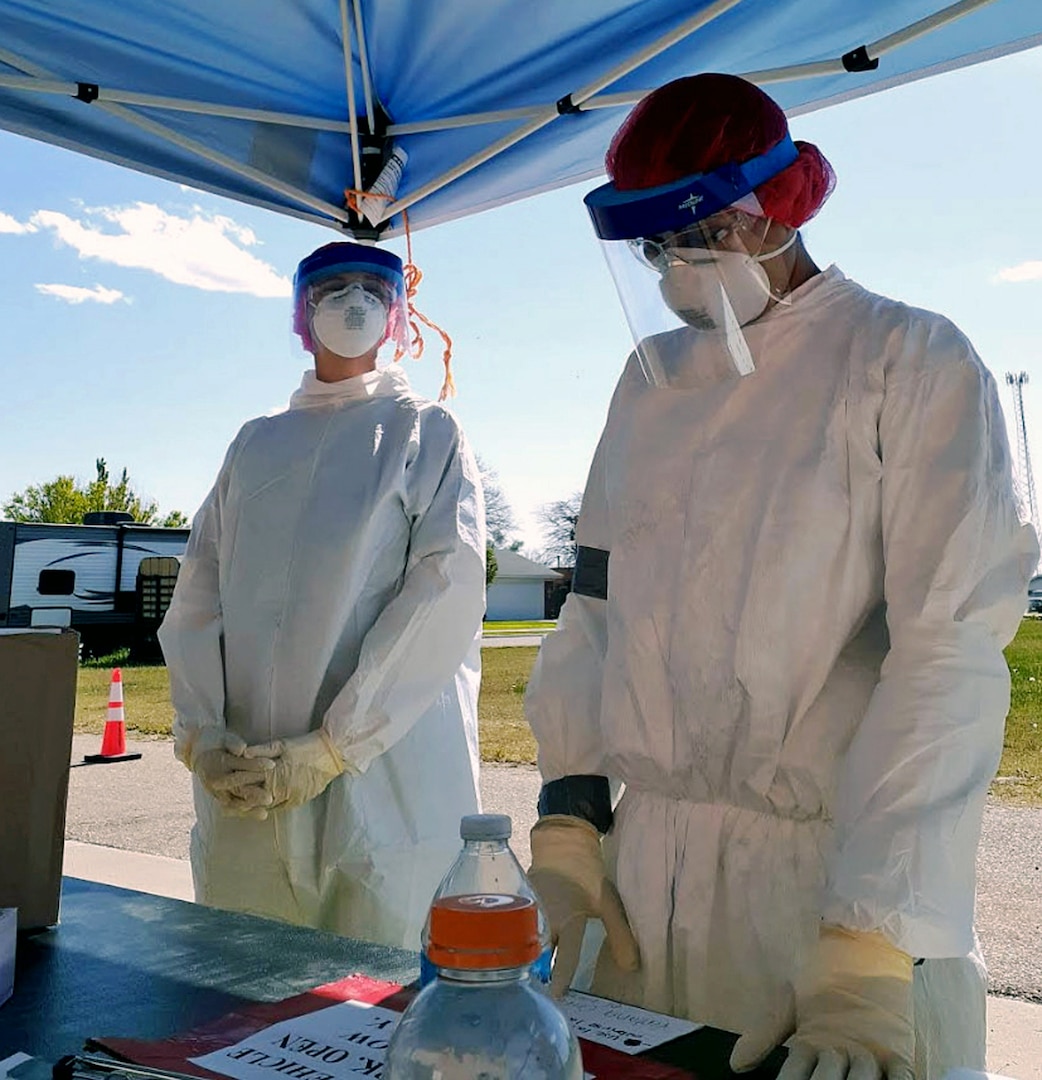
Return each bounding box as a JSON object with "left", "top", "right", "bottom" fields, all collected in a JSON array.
[
  {"left": 525, "top": 266, "right": 1038, "bottom": 1079},
  {"left": 159, "top": 364, "right": 486, "bottom": 949}
]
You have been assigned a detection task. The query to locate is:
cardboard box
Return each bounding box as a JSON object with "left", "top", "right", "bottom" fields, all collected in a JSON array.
[{"left": 0, "top": 629, "right": 78, "bottom": 930}]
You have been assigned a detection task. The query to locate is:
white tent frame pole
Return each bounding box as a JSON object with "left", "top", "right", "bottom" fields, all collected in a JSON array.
[
  {"left": 95, "top": 103, "right": 354, "bottom": 225},
  {"left": 0, "top": 73, "right": 76, "bottom": 96},
  {"left": 0, "top": 45, "right": 354, "bottom": 227},
  {"left": 352, "top": 0, "right": 376, "bottom": 134},
  {"left": 338, "top": 0, "right": 363, "bottom": 191},
  {"left": 0, "top": 71, "right": 358, "bottom": 130},
  {"left": 737, "top": 59, "right": 847, "bottom": 85},
  {"left": 742, "top": 0, "right": 1000, "bottom": 85},
  {"left": 388, "top": 103, "right": 561, "bottom": 136},
  {"left": 389, "top": 0, "right": 1000, "bottom": 131},
  {"left": 0, "top": 0, "right": 998, "bottom": 138},
  {"left": 0, "top": 68, "right": 509, "bottom": 135},
  {"left": 873, "top": 0, "right": 1000, "bottom": 55},
  {"left": 380, "top": 0, "right": 744, "bottom": 221}
]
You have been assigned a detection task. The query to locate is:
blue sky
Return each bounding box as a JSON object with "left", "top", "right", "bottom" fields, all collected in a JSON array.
[{"left": 2, "top": 45, "right": 1042, "bottom": 549}]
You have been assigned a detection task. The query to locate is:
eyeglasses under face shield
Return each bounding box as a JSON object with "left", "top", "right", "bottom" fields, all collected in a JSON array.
[
  {"left": 305, "top": 270, "right": 399, "bottom": 310},
  {"left": 628, "top": 210, "right": 759, "bottom": 272}
]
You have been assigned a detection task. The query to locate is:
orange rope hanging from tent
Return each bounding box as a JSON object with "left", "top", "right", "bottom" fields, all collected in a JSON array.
[{"left": 343, "top": 189, "right": 455, "bottom": 401}]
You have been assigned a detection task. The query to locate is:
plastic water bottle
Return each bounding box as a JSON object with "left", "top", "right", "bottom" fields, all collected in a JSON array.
[
  {"left": 387, "top": 894, "right": 581, "bottom": 1079},
  {"left": 419, "top": 814, "right": 552, "bottom": 987}
]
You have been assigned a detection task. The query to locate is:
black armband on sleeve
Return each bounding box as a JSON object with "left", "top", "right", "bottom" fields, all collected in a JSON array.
[
  {"left": 572, "top": 545, "right": 609, "bottom": 600},
  {"left": 538, "top": 774, "right": 613, "bottom": 834}
]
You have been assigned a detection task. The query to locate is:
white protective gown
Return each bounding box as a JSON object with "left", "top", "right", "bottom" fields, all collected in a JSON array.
[
  {"left": 525, "top": 267, "right": 1038, "bottom": 1078},
  {"left": 159, "top": 364, "right": 486, "bottom": 949}
]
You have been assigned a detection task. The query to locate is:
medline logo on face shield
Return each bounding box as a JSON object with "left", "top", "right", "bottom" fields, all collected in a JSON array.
[{"left": 679, "top": 192, "right": 703, "bottom": 214}]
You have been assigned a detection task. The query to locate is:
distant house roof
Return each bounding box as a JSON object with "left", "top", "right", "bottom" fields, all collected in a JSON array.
[{"left": 493, "top": 549, "right": 563, "bottom": 581}]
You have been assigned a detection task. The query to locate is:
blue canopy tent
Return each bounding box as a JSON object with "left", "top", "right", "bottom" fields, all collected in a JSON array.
[{"left": 0, "top": 1, "right": 1039, "bottom": 239}]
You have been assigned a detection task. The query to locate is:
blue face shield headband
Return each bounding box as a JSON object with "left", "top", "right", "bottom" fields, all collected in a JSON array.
[
  {"left": 293, "top": 243, "right": 405, "bottom": 307},
  {"left": 584, "top": 134, "right": 799, "bottom": 241}
]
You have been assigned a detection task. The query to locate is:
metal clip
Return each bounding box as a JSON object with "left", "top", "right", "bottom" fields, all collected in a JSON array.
[
  {"left": 555, "top": 93, "right": 582, "bottom": 115},
  {"left": 841, "top": 45, "right": 879, "bottom": 73}
]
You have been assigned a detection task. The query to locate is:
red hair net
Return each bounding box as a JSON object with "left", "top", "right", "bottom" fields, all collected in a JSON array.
[{"left": 606, "top": 73, "right": 835, "bottom": 229}]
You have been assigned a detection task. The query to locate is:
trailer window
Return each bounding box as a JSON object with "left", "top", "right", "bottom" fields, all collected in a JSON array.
[{"left": 39, "top": 569, "right": 75, "bottom": 595}]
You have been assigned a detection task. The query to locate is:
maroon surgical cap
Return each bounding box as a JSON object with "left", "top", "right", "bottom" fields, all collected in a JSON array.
[{"left": 606, "top": 73, "right": 836, "bottom": 229}]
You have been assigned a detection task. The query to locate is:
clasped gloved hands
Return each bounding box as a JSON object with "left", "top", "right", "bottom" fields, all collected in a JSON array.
[
  {"left": 242, "top": 729, "right": 347, "bottom": 811},
  {"left": 528, "top": 815, "right": 640, "bottom": 998},
  {"left": 179, "top": 727, "right": 276, "bottom": 817},
  {"left": 730, "top": 925, "right": 915, "bottom": 1080}
]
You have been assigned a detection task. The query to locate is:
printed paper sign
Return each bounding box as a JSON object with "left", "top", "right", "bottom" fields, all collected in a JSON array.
[
  {"left": 190, "top": 1000, "right": 401, "bottom": 1080},
  {"left": 559, "top": 991, "right": 701, "bottom": 1056}
]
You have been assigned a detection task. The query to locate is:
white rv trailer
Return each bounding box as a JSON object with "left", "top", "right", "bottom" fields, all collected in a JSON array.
[{"left": 0, "top": 516, "right": 188, "bottom": 656}]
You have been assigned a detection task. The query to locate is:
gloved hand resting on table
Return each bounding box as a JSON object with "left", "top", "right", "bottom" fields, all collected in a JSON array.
[
  {"left": 731, "top": 924, "right": 915, "bottom": 1080},
  {"left": 177, "top": 727, "right": 276, "bottom": 817},
  {"left": 528, "top": 814, "right": 640, "bottom": 998},
  {"left": 243, "top": 729, "right": 347, "bottom": 811}
]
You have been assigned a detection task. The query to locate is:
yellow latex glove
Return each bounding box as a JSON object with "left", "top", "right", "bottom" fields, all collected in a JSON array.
[
  {"left": 730, "top": 925, "right": 915, "bottom": 1080},
  {"left": 244, "top": 729, "right": 347, "bottom": 811},
  {"left": 178, "top": 727, "right": 275, "bottom": 816},
  {"left": 527, "top": 815, "right": 640, "bottom": 998}
]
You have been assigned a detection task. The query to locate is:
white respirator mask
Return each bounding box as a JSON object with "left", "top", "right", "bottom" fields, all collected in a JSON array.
[
  {"left": 311, "top": 283, "right": 388, "bottom": 358},
  {"left": 658, "top": 231, "right": 798, "bottom": 331}
]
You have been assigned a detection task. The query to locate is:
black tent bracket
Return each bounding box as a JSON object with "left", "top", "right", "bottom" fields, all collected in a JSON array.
[
  {"left": 842, "top": 45, "right": 879, "bottom": 73},
  {"left": 555, "top": 93, "right": 583, "bottom": 115}
]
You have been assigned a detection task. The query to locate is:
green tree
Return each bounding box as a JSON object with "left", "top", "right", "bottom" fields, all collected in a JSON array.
[
  {"left": 486, "top": 542, "right": 498, "bottom": 588},
  {"left": 3, "top": 459, "right": 186, "bottom": 527}
]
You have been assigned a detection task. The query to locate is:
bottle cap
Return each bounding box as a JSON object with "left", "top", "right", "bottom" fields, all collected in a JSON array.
[
  {"left": 459, "top": 813, "right": 512, "bottom": 841},
  {"left": 427, "top": 894, "right": 539, "bottom": 969}
]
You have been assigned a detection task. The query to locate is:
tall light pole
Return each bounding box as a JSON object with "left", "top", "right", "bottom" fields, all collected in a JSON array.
[{"left": 1006, "top": 371, "right": 1038, "bottom": 531}]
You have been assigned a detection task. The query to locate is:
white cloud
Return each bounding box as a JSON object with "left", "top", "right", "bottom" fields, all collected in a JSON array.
[
  {"left": 995, "top": 261, "right": 1042, "bottom": 284},
  {"left": 0, "top": 211, "right": 36, "bottom": 235},
  {"left": 29, "top": 202, "right": 290, "bottom": 297},
  {"left": 35, "top": 283, "right": 126, "bottom": 305}
]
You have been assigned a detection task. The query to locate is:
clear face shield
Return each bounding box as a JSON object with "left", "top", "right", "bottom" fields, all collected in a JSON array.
[
  {"left": 293, "top": 245, "right": 410, "bottom": 364},
  {"left": 584, "top": 135, "right": 800, "bottom": 389}
]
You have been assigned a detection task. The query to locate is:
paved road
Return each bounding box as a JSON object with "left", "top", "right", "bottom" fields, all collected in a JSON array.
[
  {"left": 480, "top": 635, "right": 547, "bottom": 648},
  {"left": 977, "top": 803, "right": 1042, "bottom": 1003},
  {"left": 67, "top": 734, "right": 1042, "bottom": 1002}
]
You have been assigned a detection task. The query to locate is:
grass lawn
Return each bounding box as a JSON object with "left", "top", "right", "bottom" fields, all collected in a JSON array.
[
  {"left": 996, "top": 617, "right": 1042, "bottom": 805},
  {"left": 483, "top": 621, "right": 556, "bottom": 635},
  {"left": 73, "top": 647, "right": 544, "bottom": 758},
  {"left": 76, "top": 662, "right": 179, "bottom": 737},
  {"left": 477, "top": 647, "right": 539, "bottom": 763},
  {"left": 76, "top": 622, "right": 1042, "bottom": 805}
]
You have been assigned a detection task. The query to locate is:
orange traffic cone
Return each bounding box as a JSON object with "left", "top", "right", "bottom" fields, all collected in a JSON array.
[{"left": 83, "top": 668, "right": 142, "bottom": 764}]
